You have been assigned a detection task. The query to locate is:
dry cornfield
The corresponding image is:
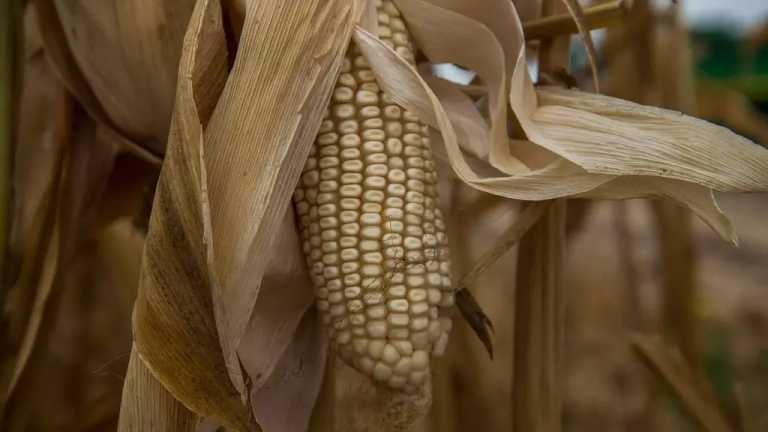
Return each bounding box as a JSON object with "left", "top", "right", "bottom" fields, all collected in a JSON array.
[{"left": 1, "top": 0, "right": 768, "bottom": 431}]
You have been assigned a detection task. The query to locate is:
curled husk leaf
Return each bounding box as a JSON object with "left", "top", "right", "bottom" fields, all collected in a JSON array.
[{"left": 347, "top": 0, "right": 768, "bottom": 243}]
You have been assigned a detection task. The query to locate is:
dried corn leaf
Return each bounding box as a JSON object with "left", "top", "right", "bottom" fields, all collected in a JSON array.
[
  {"left": 32, "top": 0, "right": 111, "bottom": 134},
  {"left": 4, "top": 115, "right": 121, "bottom": 426},
  {"left": 48, "top": 0, "right": 195, "bottom": 150},
  {"left": 9, "top": 22, "right": 64, "bottom": 284},
  {"left": 128, "top": 0, "right": 251, "bottom": 428},
  {"left": 523, "top": 86, "right": 768, "bottom": 191},
  {"left": 578, "top": 176, "right": 736, "bottom": 244},
  {"left": 202, "top": 0, "right": 363, "bottom": 398},
  {"left": 359, "top": 0, "right": 768, "bottom": 241},
  {"left": 119, "top": 347, "right": 199, "bottom": 431},
  {"left": 129, "top": 0, "right": 365, "bottom": 428},
  {"left": 353, "top": 25, "right": 614, "bottom": 200},
  {"left": 2, "top": 76, "right": 68, "bottom": 419}
]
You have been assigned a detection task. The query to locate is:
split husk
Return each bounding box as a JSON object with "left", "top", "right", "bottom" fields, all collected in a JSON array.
[{"left": 120, "top": 0, "right": 364, "bottom": 430}]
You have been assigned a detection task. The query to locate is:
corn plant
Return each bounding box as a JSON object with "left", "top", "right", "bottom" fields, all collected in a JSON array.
[{"left": 1, "top": 0, "right": 767, "bottom": 431}]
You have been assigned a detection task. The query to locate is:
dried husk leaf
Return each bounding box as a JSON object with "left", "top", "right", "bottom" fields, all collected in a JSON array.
[
  {"left": 514, "top": 0, "right": 542, "bottom": 22},
  {"left": 3, "top": 114, "right": 121, "bottom": 426},
  {"left": 524, "top": 86, "right": 768, "bottom": 191},
  {"left": 128, "top": 0, "right": 365, "bottom": 428},
  {"left": 8, "top": 15, "right": 63, "bottom": 289},
  {"left": 237, "top": 208, "right": 318, "bottom": 411},
  {"left": 119, "top": 347, "right": 199, "bottom": 432},
  {"left": 128, "top": 0, "right": 252, "bottom": 428},
  {"left": 358, "top": 0, "right": 768, "bottom": 242},
  {"left": 353, "top": 25, "right": 613, "bottom": 200},
  {"left": 2, "top": 75, "right": 67, "bottom": 417},
  {"left": 249, "top": 308, "right": 328, "bottom": 432},
  {"left": 201, "top": 0, "right": 363, "bottom": 399},
  {"left": 31, "top": 0, "right": 109, "bottom": 135}
]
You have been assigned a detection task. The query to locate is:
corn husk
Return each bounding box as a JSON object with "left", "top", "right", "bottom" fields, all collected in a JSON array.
[
  {"left": 346, "top": 0, "right": 768, "bottom": 244},
  {"left": 119, "top": 0, "right": 365, "bottom": 430}
]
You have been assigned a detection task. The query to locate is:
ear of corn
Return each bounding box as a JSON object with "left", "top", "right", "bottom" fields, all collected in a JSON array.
[{"left": 293, "top": 0, "right": 453, "bottom": 392}]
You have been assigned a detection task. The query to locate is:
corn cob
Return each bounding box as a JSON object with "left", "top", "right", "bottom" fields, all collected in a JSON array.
[{"left": 293, "top": 0, "right": 453, "bottom": 391}]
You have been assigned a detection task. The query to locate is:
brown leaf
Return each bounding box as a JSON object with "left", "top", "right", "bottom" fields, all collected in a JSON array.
[
  {"left": 118, "top": 347, "right": 199, "bottom": 432},
  {"left": 3, "top": 111, "right": 122, "bottom": 427},
  {"left": 128, "top": 0, "right": 365, "bottom": 429},
  {"left": 200, "top": 0, "right": 363, "bottom": 398},
  {"left": 50, "top": 0, "right": 195, "bottom": 150},
  {"left": 127, "top": 0, "right": 252, "bottom": 428}
]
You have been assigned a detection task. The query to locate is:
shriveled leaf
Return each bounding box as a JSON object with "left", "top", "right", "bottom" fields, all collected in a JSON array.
[
  {"left": 522, "top": 86, "right": 768, "bottom": 191},
  {"left": 3, "top": 114, "right": 121, "bottom": 426},
  {"left": 4, "top": 86, "right": 68, "bottom": 413},
  {"left": 578, "top": 176, "right": 737, "bottom": 244},
  {"left": 128, "top": 0, "right": 253, "bottom": 428},
  {"left": 396, "top": 0, "right": 525, "bottom": 173},
  {"left": 118, "top": 347, "right": 199, "bottom": 432},
  {"left": 353, "top": 24, "right": 614, "bottom": 201},
  {"left": 32, "top": 0, "right": 111, "bottom": 134},
  {"left": 9, "top": 22, "right": 64, "bottom": 282},
  {"left": 201, "top": 0, "right": 364, "bottom": 398},
  {"left": 453, "top": 200, "right": 554, "bottom": 359},
  {"left": 130, "top": 0, "right": 365, "bottom": 428},
  {"left": 358, "top": 0, "right": 768, "bottom": 241}
]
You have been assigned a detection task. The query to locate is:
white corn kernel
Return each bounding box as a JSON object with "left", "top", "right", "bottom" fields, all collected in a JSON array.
[{"left": 293, "top": 0, "right": 453, "bottom": 391}]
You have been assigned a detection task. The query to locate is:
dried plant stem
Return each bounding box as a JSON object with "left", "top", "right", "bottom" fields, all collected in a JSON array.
[
  {"left": 524, "top": 0, "right": 631, "bottom": 40},
  {"left": 308, "top": 353, "right": 335, "bottom": 432},
  {"left": 458, "top": 201, "right": 551, "bottom": 292},
  {"left": 614, "top": 201, "right": 644, "bottom": 330},
  {"left": 512, "top": 2, "right": 570, "bottom": 428},
  {"left": 652, "top": 201, "right": 698, "bottom": 364},
  {"left": 454, "top": 201, "right": 551, "bottom": 358},
  {"left": 0, "top": 0, "right": 18, "bottom": 290},
  {"left": 429, "top": 357, "right": 456, "bottom": 432},
  {"left": 631, "top": 334, "right": 735, "bottom": 432},
  {"left": 512, "top": 200, "right": 566, "bottom": 432}
]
